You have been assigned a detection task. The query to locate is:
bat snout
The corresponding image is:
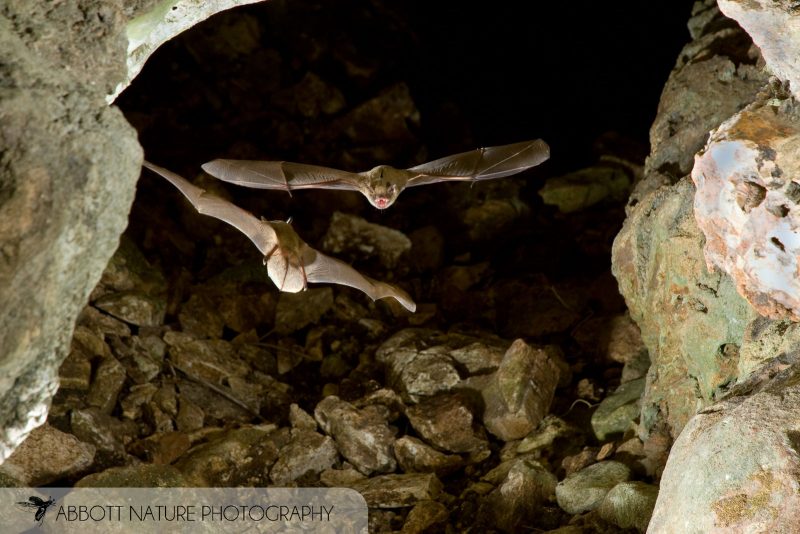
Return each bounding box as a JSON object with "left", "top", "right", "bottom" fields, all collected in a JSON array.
[{"left": 374, "top": 197, "right": 389, "bottom": 209}]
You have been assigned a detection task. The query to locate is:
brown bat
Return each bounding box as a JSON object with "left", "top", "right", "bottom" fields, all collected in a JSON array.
[
  {"left": 201, "top": 139, "right": 550, "bottom": 209},
  {"left": 142, "top": 161, "right": 416, "bottom": 312}
]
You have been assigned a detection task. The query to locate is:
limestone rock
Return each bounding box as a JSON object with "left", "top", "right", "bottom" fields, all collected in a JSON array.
[
  {"left": 86, "top": 356, "right": 126, "bottom": 414},
  {"left": 351, "top": 473, "right": 443, "bottom": 508},
  {"left": 76, "top": 464, "right": 188, "bottom": 487},
  {"left": 70, "top": 407, "right": 135, "bottom": 468},
  {"left": 405, "top": 393, "right": 489, "bottom": 455},
  {"left": 321, "top": 211, "right": 411, "bottom": 270},
  {"left": 477, "top": 457, "right": 558, "bottom": 533},
  {"left": 598, "top": 481, "right": 658, "bottom": 532},
  {"left": 116, "top": 0, "right": 268, "bottom": 101},
  {"left": 376, "top": 329, "right": 506, "bottom": 403},
  {"left": 175, "top": 426, "right": 280, "bottom": 486},
  {"left": 393, "top": 436, "right": 462, "bottom": 476},
  {"left": 539, "top": 164, "right": 632, "bottom": 213},
  {"left": 718, "top": 0, "right": 800, "bottom": 100},
  {"left": 591, "top": 377, "right": 645, "bottom": 441},
  {"left": 693, "top": 92, "right": 800, "bottom": 320},
  {"left": 270, "top": 429, "right": 338, "bottom": 485},
  {"left": 0, "top": 424, "right": 94, "bottom": 486},
  {"left": 481, "top": 340, "right": 561, "bottom": 441},
  {"left": 555, "top": 461, "right": 632, "bottom": 515},
  {"left": 648, "top": 365, "right": 800, "bottom": 533},
  {"left": 274, "top": 288, "right": 334, "bottom": 335},
  {"left": 314, "top": 396, "right": 397, "bottom": 475},
  {"left": 400, "top": 500, "right": 448, "bottom": 534},
  {"left": 613, "top": 177, "right": 756, "bottom": 439}
]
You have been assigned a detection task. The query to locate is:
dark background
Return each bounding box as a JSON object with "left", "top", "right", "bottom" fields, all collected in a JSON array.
[{"left": 121, "top": 0, "right": 697, "bottom": 173}]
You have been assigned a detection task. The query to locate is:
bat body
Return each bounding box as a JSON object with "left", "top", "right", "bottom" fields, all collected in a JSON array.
[
  {"left": 202, "top": 139, "right": 550, "bottom": 209},
  {"left": 143, "top": 161, "right": 416, "bottom": 312}
]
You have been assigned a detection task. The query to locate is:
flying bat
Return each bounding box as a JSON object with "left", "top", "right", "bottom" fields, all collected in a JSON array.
[
  {"left": 142, "top": 161, "right": 416, "bottom": 312},
  {"left": 201, "top": 139, "right": 550, "bottom": 209}
]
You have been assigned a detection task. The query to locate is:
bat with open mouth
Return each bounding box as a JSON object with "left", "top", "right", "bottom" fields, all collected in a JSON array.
[
  {"left": 142, "top": 161, "right": 416, "bottom": 312},
  {"left": 201, "top": 139, "right": 550, "bottom": 209}
]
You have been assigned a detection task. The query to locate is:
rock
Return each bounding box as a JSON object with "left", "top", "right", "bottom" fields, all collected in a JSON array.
[
  {"left": 611, "top": 2, "right": 768, "bottom": 444},
  {"left": 481, "top": 340, "right": 561, "bottom": 441},
  {"left": 351, "top": 473, "right": 443, "bottom": 508},
  {"left": 555, "top": 461, "right": 632, "bottom": 514},
  {"left": 613, "top": 177, "right": 757, "bottom": 440},
  {"left": 0, "top": 424, "right": 94, "bottom": 486},
  {"left": 376, "top": 329, "right": 506, "bottom": 402},
  {"left": 176, "top": 381, "right": 253, "bottom": 424},
  {"left": 289, "top": 403, "right": 317, "bottom": 431},
  {"left": 327, "top": 83, "right": 419, "bottom": 159},
  {"left": 0, "top": 0, "right": 143, "bottom": 461},
  {"left": 58, "top": 349, "right": 93, "bottom": 391},
  {"left": 718, "top": 0, "right": 800, "bottom": 99},
  {"left": 93, "top": 291, "right": 167, "bottom": 327},
  {"left": 405, "top": 392, "right": 489, "bottom": 455},
  {"left": 598, "top": 481, "right": 658, "bottom": 532},
  {"left": 477, "top": 457, "right": 558, "bottom": 532},
  {"left": 463, "top": 197, "right": 529, "bottom": 243},
  {"left": 408, "top": 226, "right": 444, "bottom": 273},
  {"left": 492, "top": 278, "right": 583, "bottom": 338},
  {"left": 400, "top": 500, "right": 448, "bottom": 534},
  {"left": 517, "top": 415, "right": 582, "bottom": 454},
  {"left": 175, "top": 426, "right": 281, "bottom": 486},
  {"left": 128, "top": 431, "right": 191, "bottom": 465},
  {"left": 572, "top": 313, "right": 648, "bottom": 364},
  {"left": 274, "top": 288, "right": 334, "bottom": 335},
  {"left": 635, "top": 3, "right": 765, "bottom": 196},
  {"left": 176, "top": 397, "right": 205, "bottom": 432},
  {"left": 77, "top": 306, "right": 132, "bottom": 337},
  {"left": 70, "top": 407, "right": 134, "bottom": 468},
  {"left": 394, "top": 436, "right": 462, "bottom": 476},
  {"left": 320, "top": 464, "right": 368, "bottom": 487},
  {"left": 270, "top": 429, "right": 339, "bottom": 485},
  {"left": 321, "top": 211, "right": 412, "bottom": 270},
  {"left": 120, "top": 383, "right": 158, "bottom": 420},
  {"left": 562, "top": 448, "right": 599, "bottom": 477},
  {"left": 76, "top": 464, "right": 188, "bottom": 488},
  {"left": 178, "top": 293, "right": 226, "bottom": 339},
  {"left": 693, "top": 89, "right": 800, "bottom": 320},
  {"left": 649, "top": 364, "right": 800, "bottom": 532},
  {"left": 539, "top": 164, "right": 631, "bottom": 213},
  {"left": 92, "top": 236, "right": 167, "bottom": 301},
  {"left": 591, "top": 377, "right": 645, "bottom": 441},
  {"left": 86, "top": 356, "right": 126, "bottom": 414},
  {"left": 168, "top": 338, "right": 249, "bottom": 384},
  {"left": 314, "top": 396, "right": 397, "bottom": 475},
  {"left": 275, "top": 71, "right": 346, "bottom": 118},
  {"left": 621, "top": 349, "right": 651, "bottom": 384}
]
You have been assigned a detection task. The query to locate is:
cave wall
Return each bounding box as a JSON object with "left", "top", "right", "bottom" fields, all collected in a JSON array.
[{"left": 0, "top": 0, "right": 266, "bottom": 462}]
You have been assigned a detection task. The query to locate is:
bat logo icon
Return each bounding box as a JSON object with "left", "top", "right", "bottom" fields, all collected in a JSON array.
[{"left": 16, "top": 495, "right": 56, "bottom": 525}]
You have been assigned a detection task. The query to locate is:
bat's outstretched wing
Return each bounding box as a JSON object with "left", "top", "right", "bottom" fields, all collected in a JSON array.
[
  {"left": 142, "top": 161, "right": 279, "bottom": 256},
  {"left": 406, "top": 139, "right": 550, "bottom": 187},
  {"left": 303, "top": 247, "right": 416, "bottom": 312},
  {"left": 202, "top": 160, "right": 363, "bottom": 192}
]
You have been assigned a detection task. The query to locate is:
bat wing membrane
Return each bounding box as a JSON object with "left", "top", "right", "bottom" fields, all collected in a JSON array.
[
  {"left": 303, "top": 248, "right": 416, "bottom": 312},
  {"left": 143, "top": 161, "right": 279, "bottom": 256},
  {"left": 406, "top": 139, "right": 550, "bottom": 187},
  {"left": 202, "top": 160, "right": 362, "bottom": 192}
]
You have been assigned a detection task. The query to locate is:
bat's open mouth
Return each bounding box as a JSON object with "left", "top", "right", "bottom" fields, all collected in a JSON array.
[{"left": 375, "top": 197, "right": 389, "bottom": 209}]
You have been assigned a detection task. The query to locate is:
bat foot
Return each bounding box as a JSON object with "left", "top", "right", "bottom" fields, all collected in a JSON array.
[{"left": 263, "top": 244, "right": 279, "bottom": 266}]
